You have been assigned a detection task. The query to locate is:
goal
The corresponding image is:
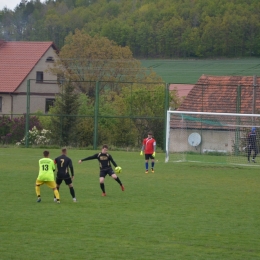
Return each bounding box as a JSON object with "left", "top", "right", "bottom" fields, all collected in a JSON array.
[{"left": 165, "top": 110, "right": 260, "bottom": 166}]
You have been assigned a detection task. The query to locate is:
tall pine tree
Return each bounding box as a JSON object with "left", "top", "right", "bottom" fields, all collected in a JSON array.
[{"left": 49, "top": 81, "right": 80, "bottom": 146}]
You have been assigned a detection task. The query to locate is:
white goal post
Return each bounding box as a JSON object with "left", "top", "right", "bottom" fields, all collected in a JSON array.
[{"left": 165, "top": 110, "right": 260, "bottom": 166}]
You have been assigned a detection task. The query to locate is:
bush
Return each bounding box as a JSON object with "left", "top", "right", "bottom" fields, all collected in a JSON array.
[{"left": 16, "top": 126, "right": 51, "bottom": 146}]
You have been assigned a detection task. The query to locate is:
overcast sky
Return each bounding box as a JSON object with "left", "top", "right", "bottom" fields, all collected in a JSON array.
[
  {"left": 0, "top": 0, "right": 22, "bottom": 10},
  {"left": 0, "top": 0, "right": 44, "bottom": 11}
]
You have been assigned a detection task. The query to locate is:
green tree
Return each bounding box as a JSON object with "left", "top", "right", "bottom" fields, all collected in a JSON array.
[
  {"left": 111, "top": 84, "right": 170, "bottom": 149},
  {"left": 3, "top": 0, "right": 260, "bottom": 58},
  {"left": 100, "top": 19, "right": 134, "bottom": 47},
  {"left": 50, "top": 29, "right": 162, "bottom": 95},
  {"left": 75, "top": 94, "right": 95, "bottom": 147},
  {"left": 49, "top": 81, "right": 80, "bottom": 146}
]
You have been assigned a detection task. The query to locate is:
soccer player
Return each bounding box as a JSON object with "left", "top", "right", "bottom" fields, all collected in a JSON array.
[
  {"left": 54, "top": 148, "right": 77, "bottom": 202},
  {"left": 247, "top": 127, "right": 258, "bottom": 163},
  {"left": 35, "top": 150, "right": 60, "bottom": 203},
  {"left": 140, "top": 131, "right": 156, "bottom": 173},
  {"left": 78, "top": 144, "right": 124, "bottom": 196}
]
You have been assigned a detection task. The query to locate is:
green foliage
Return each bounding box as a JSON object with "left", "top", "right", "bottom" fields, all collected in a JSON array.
[
  {"left": 51, "top": 29, "right": 149, "bottom": 86},
  {"left": 110, "top": 118, "right": 138, "bottom": 147},
  {"left": 45, "top": 82, "right": 171, "bottom": 149},
  {"left": 0, "top": 115, "right": 12, "bottom": 137},
  {"left": 76, "top": 94, "right": 95, "bottom": 147},
  {"left": 34, "top": 110, "right": 53, "bottom": 130},
  {"left": 0, "top": 115, "right": 42, "bottom": 144},
  {"left": 100, "top": 19, "right": 134, "bottom": 47},
  {"left": 98, "top": 90, "right": 138, "bottom": 146},
  {"left": 77, "top": 93, "right": 94, "bottom": 116},
  {"left": 2, "top": 0, "right": 260, "bottom": 58},
  {"left": 48, "top": 82, "right": 80, "bottom": 146},
  {"left": 116, "top": 84, "right": 167, "bottom": 147},
  {"left": 76, "top": 117, "right": 95, "bottom": 147},
  {"left": 46, "top": 31, "right": 170, "bottom": 149}
]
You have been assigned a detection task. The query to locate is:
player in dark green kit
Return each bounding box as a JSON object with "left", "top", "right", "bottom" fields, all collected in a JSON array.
[
  {"left": 54, "top": 148, "right": 77, "bottom": 202},
  {"left": 78, "top": 144, "right": 124, "bottom": 196}
]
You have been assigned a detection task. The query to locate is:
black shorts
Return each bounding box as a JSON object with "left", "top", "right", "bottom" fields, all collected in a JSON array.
[
  {"left": 145, "top": 154, "right": 154, "bottom": 160},
  {"left": 56, "top": 177, "right": 72, "bottom": 185},
  {"left": 100, "top": 168, "right": 115, "bottom": 178}
]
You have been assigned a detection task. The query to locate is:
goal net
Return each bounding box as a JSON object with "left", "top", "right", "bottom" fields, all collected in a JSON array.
[{"left": 165, "top": 110, "right": 260, "bottom": 166}]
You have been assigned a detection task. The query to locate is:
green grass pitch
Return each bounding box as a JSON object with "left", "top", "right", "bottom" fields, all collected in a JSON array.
[{"left": 1, "top": 147, "right": 260, "bottom": 259}]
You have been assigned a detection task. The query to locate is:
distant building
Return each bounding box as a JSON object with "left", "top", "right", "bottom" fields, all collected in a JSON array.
[
  {"left": 0, "top": 40, "right": 60, "bottom": 115},
  {"left": 178, "top": 75, "right": 260, "bottom": 113},
  {"left": 169, "top": 84, "right": 194, "bottom": 99},
  {"left": 169, "top": 75, "right": 260, "bottom": 153}
]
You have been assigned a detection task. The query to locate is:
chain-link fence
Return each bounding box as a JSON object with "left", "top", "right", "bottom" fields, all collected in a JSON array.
[
  {"left": 2, "top": 76, "right": 260, "bottom": 151},
  {"left": 0, "top": 80, "right": 169, "bottom": 150}
]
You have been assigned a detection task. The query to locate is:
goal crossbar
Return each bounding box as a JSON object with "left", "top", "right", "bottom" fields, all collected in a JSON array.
[{"left": 168, "top": 111, "right": 260, "bottom": 117}]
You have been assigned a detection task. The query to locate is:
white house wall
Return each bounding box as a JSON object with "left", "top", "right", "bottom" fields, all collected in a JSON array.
[
  {"left": 169, "top": 129, "right": 236, "bottom": 154},
  {"left": 0, "top": 94, "right": 12, "bottom": 114},
  {"left": 12, "top": 47, "right": 60, "bottom": 114},
  {"left": 12, "top": 94, "right": 57, "bottom": 114}
]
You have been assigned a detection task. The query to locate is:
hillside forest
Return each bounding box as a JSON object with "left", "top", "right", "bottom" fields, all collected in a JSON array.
[{"left": 1, "top": 0, "right": 260, "bottom": 58}]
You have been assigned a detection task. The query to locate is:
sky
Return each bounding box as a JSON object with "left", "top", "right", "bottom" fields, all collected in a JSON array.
[
  {"left": 0, "top": 0, "right": 22, "bottom": 10},
  {"left": 0, "top": 0, "right": 40, "bottom": 10}
]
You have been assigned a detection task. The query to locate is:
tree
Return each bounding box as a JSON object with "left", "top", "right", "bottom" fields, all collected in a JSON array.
[
  {"left": 3, "top": 0, "right": 260, "bottom": 58},
  {"left": 47, "top": 29, "right": 178, "bottom": 148},
  {"left": 111, "top": 83, "right": 171, "bottom": 148},
  {"left": 50, "top": 29, "right": 162, "bottom": 97},
  {"left": 49, "top": 81, "right": 80, "bottom": 146},
  {"left": 100, "top": 19, "right": 134, "bottom": 47}
]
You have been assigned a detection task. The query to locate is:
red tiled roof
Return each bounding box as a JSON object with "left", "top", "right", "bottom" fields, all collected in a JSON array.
[
  {"left": 0, "top": 41, "right": 57, "bottom": 92},
  {"left": 169, "top": 84, "right": 194, "bottom": 98},
  {"left": 178, "top": 75, "right": 260, "bottom": 114}
]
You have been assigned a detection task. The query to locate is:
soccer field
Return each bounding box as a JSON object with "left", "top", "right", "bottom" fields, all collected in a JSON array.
[{"left": 1, "top": 148, "right": 260, "bottom": 259}]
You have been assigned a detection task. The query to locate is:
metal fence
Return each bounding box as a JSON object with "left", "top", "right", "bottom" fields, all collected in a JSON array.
[
  {"left": 2, "top": 76, "right": 260, "bottom": 150},
  {"left": 1, "top": 80, "right": 169, "bottom": 150}
]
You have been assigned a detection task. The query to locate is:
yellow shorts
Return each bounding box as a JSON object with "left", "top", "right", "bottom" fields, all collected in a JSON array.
[{"left": 36, "top": 179, "right": 56, "bottom": 189}]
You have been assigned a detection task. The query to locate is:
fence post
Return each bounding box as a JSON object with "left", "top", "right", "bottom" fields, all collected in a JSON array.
[
  {"left": 235, "top": 85, "right": 241, "bottom": 155},
  {"left": 164, "top": 83, "right": 169, "bottom": 152},
  {"left": 252, "top": 75, "right": 257, "bottom": 126},
  {"left": 93, "top": 81, "right": 99, "bottom": 149},
  {"left": 25, "top": 79, "right": 30, "bottom": 148}
]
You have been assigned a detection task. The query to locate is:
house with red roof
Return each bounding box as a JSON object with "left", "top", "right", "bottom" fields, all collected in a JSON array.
[
  {"left": 0, "top": 40, "right": 60, "bottom": 114},
  {"left": 178, "top": 75, "right": 260, "bottom": 113},
  {"left": 169, "top": 84, "right": 194, "bottom": 100},
  {"left": 169, "top": 75, "right": 260, "bottom": 156}
]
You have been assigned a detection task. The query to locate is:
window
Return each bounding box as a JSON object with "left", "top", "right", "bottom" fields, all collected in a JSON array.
[
  {"left": 36, "top": 71, "right": 43, "bottom": 83},
  {"left": 46, "top": 56, "right": 54, "bottom": 62},
  {"left": 45, "top": 98, "right": 55, "bottom": 113},
  {"left": 0, "top": 97, "right": 2, "bottom": 112}
]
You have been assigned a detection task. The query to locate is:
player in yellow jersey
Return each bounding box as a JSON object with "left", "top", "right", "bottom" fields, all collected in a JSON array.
[{"left": 35, "top": 150, "right": 60, "bottom": 203}]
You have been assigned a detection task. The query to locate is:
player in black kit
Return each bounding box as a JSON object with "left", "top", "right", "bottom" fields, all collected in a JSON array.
[
  {"left": 78, "top": 144, "right": 124, "bottom": 196},
  {"left": 247, "top": 127, "right": 258, "bottom": 163},
  {"left": 54, "top": 148, "right": 77, "bottom": 202}
]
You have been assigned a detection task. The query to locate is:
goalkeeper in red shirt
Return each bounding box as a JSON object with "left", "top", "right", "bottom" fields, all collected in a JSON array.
[{"left": 140, "top": 131, "right": 156, "bottom": 173}]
